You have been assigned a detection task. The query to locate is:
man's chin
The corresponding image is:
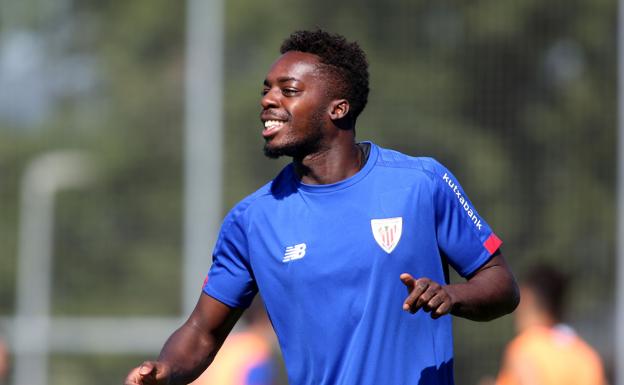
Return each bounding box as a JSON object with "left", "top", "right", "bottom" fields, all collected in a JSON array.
[
  {"left": 263, "top": 135, "right": 322, "bottom": 160},
  {"left": 263, "top": 140, "right": 300, "bottom": 159},
  {"left": 263, "top": 145, "right": 283, "bottom": 159},
  {"left": 263, "top": 140, "right": 287, "bottom": 159}
]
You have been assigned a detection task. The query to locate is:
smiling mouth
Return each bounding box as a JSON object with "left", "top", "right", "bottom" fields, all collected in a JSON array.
[{"left": 262, "top": 120, "right": 286, "bottom": 138}]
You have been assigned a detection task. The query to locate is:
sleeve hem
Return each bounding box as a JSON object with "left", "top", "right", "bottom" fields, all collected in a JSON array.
[
  {"left": 202, "top": 286, "right": 251, "bottom": 309},
  {"left": 459, "top": 236, "right": 503, "bottom": 277}
]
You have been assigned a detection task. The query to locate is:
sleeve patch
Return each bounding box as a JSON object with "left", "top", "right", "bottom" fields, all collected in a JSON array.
[{"left": 483, "top": 233, "right": 502, "bottom": 254}]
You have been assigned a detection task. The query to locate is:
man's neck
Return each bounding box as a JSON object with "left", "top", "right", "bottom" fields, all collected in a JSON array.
[
  {"left": 516, "top": 311, "right": 558, "bottom": 334},
  {"left": 293, "top": 138, "right": 364, "bottom": 185}
]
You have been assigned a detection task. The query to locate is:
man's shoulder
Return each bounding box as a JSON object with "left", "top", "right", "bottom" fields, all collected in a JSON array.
[
  {"left": 374, "top": 144, "right": 446, "bottom": 178},
  {"left": 224, "top": 164, "right": 295, "bottom": 222}
]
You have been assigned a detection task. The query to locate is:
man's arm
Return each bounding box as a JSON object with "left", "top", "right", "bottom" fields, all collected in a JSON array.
[
  {"left": 124, "top": 293, "right": 244, "bottom": 385},
  {"left": 401, "top": 249, "right": 519, "bottom": 321}
]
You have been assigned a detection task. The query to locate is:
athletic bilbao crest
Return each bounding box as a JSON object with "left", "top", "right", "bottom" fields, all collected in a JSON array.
[{"left": 371, "top": 217, "right": 403, "bottom": 253}]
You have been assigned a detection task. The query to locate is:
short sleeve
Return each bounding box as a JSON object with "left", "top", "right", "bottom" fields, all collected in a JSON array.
[
  {"left": 430, "top": 160, "right": 502, "bottom": 277},
  {"left": 202, "top": 205, "right": 258, "bottom": 308}
]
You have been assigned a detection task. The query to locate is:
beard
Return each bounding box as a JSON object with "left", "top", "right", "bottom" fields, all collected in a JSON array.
[
  {"left": 263, "top": 129, "right": 324, "bottom": 159},
  {"left": 263, "top": 109, "right": 325, "bottom": 160}
]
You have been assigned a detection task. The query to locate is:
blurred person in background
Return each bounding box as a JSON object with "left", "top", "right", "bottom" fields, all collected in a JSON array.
[
  {"left": 0, "top": 336, "right": 9, "bottom": 385},
  {"left": 494, "top": 264, "right": 607, "bottom": 385},
  {"left": 189, "top": 297, "right": 278, "bottom": 385},
  {"left": 125, "top": 29, "right": 519, "bottom": 385}
]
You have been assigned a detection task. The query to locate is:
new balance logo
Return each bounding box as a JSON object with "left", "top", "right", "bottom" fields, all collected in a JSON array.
[{"left": 282, "top": 243, "right": 306, "bottom": 262}]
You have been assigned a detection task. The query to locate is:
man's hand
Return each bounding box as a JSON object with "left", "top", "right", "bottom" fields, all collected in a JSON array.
[
  {"left": 124, "top": 361, "right": 171, "bottom": 385},
  {"left": 123, "top": 294, "right": 245, "bottom": 385},
  {"left": 400, "top": 252, "right": 519, "bottom": 322},
  {"left": 400, "top": 273, "right": 454, "bottom": 319}
]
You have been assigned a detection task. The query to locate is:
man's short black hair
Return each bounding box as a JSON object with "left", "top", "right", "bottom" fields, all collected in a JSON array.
[
  {"left": 280, "top": 29, "right": 369, "bottom": 123},
  {"left": 523, "top": 264, "right": 569, "bottom": 322}
]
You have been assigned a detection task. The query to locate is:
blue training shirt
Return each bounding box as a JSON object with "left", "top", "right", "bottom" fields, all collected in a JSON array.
[{"left": 203, "top": 142, "right": 502, "bottom": 385}]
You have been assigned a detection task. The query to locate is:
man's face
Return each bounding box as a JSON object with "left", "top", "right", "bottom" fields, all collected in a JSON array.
[{"left": 260, "top": 51, "right": 333, "bottom": 159}]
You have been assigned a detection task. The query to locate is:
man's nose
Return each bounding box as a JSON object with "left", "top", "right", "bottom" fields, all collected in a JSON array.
[{"left": 261, "top": 88, "right": 279, "bottom": 109}]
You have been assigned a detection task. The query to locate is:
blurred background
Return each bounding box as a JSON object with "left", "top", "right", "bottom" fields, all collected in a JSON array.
[{"left": 0, "top": 0, "right": 617, "bottom": 384}]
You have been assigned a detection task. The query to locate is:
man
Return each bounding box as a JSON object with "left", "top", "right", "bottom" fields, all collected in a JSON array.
[
  {"left": 495, "top": 265, "right": 607, "bottom": 385},
  {"left": 125, "top": 29, "right": 519, "bottom": 385}
]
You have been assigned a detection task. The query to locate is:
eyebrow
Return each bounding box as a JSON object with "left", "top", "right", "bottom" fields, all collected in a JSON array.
[{"left": 263, "top": 76, "right": 299, "bottom": 86}]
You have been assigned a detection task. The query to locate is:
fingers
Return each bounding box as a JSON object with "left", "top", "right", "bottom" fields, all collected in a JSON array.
[
  {"left": 399, "top": 273, "right": 415, "bottom": 291},
  {"left": 125, "top": 365, "right": 153, "bottom": 385},
  {"left": 424, "top": 290, "right": 452, "bottom": 319},
  {"left": 400, "top": 275, "right": 453, "bottom": 318},
  {"left": 401, "top": 275, "right": 428, "bottom": 311},
  {"left": 124, "top": 361, "right": 168, "bottom": 385},
  {"left": 124, "top": 366, "right": 144, "bottom": 385},
  {"left": 139, "top": 362, "right": 157, "bottom": 378},
  {"left": 430, "top": 296, "right": 452, "bottom": 319}
]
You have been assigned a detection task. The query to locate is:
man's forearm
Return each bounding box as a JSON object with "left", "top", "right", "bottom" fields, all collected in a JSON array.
[
  {"left": 156, "top": 321, "right": 220, "bottom": 384},
  {"left": 445, "top": 253, "right": 520, "bottom": 321},
  {"left": 154, "top": 297, "right": 244, "bottom": 384}
]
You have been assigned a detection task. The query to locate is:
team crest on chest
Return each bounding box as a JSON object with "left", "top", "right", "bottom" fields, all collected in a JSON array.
[{"left": 370, "top": 217, "right": 403, "bottom": 253}]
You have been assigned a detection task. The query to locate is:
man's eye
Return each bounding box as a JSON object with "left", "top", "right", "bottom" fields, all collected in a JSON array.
[
  {"left": 261, "top": 88, "right": 269, "bottom": 96},
  {"left": 282, "top": 88, "right": 298, "bottom": 96}
]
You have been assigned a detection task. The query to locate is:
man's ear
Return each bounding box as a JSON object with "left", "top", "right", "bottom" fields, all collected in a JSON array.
[{"left": 328, "top": 99, "right": 350, "bottom": 121}]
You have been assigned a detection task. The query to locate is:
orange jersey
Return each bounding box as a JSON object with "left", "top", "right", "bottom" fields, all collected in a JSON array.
[
  {"left": 496, "top": 325, "right": 606, "bottom": 385},
  {"left": 190, "top": 331, "right": 274, "bottom": 385}
]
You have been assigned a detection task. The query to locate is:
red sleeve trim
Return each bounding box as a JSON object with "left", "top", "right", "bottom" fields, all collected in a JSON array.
[{"left": 484, "top": 233, "right": 502, "bottom": 254}]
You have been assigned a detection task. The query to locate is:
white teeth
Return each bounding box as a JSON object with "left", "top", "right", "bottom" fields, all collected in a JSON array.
[{"left": 264, "top": 120, "right": 284, "bottom": 129}]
